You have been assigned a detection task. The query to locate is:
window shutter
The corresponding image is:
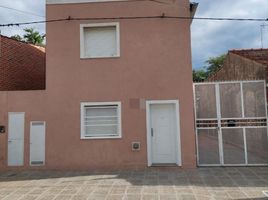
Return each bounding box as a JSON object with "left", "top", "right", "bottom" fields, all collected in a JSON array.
[{"left": 84, "top": 26, "right": 117, "bottom": 58}]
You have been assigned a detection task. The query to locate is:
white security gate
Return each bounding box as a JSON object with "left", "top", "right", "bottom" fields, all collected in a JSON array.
[
  {"left": 8, "top": 113, "right": 25, "bottom": 166},
  {"left": 30, "top": 121, "right": 46, "bottom": 166},
  {"left": 194, "top": 80, "right": 268, "bottom": 166}
]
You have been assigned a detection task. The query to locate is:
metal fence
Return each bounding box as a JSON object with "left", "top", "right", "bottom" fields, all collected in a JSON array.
[{"left": 194, "top": 80, "right": 268, "bottom": 166}]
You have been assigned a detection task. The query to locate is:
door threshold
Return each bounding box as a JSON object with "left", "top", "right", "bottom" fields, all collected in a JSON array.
[{"left": 151, "top": 163, "right": 178, "bottom": 167}]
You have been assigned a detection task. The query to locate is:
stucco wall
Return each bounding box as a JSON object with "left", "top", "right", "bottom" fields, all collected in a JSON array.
[
  {"left": 0, "top": 91, "right": 48, "bottom": 170},
  {"left": 0, "top": 0, "right": 196, "bottom": 170}
]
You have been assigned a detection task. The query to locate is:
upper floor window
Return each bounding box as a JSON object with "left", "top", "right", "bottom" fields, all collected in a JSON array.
[{"left": 80, "top": 22, "right": 120, "bottom": 59}]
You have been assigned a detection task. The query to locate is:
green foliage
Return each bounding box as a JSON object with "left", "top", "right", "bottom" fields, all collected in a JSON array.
[
  {"left": 10, "top": 28, "right": 45, "bottom": 45},
  {"left": 204, "top": 54, "right": 226, "bottom": 75},
  {"left": 23, "top": 28, "right": 45, "bottom": 45},
  {"left": 193, "top": 54, "right": 226, "bottom": 82},
  {"left": 10, "top": 34, "right": 23, "bottom": 41},
  {"left": 193, "top": 69, "right": 208, "bottom": 82}
]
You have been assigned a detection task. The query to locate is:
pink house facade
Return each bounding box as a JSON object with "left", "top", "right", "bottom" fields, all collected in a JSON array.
[{"left": 0, "top": 0, "right": 197, "bottom": 171}]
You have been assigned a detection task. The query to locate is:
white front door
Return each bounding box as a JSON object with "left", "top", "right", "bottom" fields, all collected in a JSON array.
[
  {"left": 148, "top": 102, "right": 180, "bottom": 165},
  {"left": 8, "top": 113, "right": 25, "bottom": 166},
  {"left": 30, "top": 122, "right": 46, "bottom": 166}
]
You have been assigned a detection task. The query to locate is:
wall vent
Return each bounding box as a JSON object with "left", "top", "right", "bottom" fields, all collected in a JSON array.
[
  {"left": 32, "top": 122, "right": 45, "bottom": 126},
  {"left": 31, "top": 161, "right": 44, "bottom": 166}
]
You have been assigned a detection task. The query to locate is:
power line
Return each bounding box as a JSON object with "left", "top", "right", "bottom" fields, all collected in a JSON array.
[
  {"left": 0, "top": 5, "right": 45, "bottom": 18},
  {"left": 0, "top": 15, "right": 267, "bottom": 27}
]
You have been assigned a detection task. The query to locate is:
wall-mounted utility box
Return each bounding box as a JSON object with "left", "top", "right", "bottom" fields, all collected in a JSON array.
[{"left": 132, "top": 142, "right": 141, "bottom": 151}]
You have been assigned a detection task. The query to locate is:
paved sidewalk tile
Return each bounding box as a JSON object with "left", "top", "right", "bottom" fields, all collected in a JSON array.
[{"left": 0, "top": 167, "right": 265, "bottom": 200}]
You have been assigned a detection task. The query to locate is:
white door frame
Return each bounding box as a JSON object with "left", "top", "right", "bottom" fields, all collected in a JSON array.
[
  {"left": 146, "top": 100, "right": 181, "bottom": 167},
  {"left": 8, "top": 112, "right": 25, "bottom": 166}
]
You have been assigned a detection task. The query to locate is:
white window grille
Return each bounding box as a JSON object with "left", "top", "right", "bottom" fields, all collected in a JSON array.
[{"left": 81, "top": 102, "right": 122, "bottom": 139}]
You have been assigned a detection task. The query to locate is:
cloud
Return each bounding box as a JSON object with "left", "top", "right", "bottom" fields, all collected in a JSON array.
[
  {"left": 192, "top": 0, "right": 268, "bottom": 69},
  {"left": 0, "top": 0, "right": 45, "bottom": 36}
]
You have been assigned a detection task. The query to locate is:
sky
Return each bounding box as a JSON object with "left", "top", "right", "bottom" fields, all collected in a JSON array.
[
  {"left": 0, "top": 0, "right": 267, "bottom": 69},
  {"left": 192, "top": 0, "right": 268, "bottom": 69}
]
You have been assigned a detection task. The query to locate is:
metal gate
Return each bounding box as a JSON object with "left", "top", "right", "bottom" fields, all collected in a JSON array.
[{"left": 194, "top": 80, "right": 268, "bottom": 166}]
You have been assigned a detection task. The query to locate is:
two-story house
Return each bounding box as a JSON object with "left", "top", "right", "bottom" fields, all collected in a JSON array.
[{"left": 0, "top": 0, "right": 197, "bottom": 170}]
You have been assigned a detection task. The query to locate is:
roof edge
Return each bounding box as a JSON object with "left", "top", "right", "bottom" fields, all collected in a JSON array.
[
  {"left": 229, "top": 48, "right": 268, "bottom": 53},
  {"left": 190, "top": 2, "right": 198, "bottom": 24},
  {"left": 229, "top": 48, "right": 268, "bottom": 66},
  {"left": 0, "top": 35, "right": 46, "bottom": 50}
]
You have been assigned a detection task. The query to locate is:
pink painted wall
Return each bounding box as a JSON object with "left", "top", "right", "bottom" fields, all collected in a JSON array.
[{"left": 0, "top": 0, "right": 196, "bottom": 170}]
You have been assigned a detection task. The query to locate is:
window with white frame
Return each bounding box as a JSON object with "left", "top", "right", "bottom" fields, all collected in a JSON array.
[
  {"left": 81, "top": 102, "right": 122, "bottom": 139},
  {"left": 80, "top": 22, "right": 120, "bottom": 58}
]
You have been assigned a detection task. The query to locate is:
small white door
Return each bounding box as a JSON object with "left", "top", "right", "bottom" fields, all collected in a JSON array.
[
  {"left": 149, "top": 103, "right": 179, "bottom": 165},
  {"left": 30, "top": 122, "right": 46, "bottom": 166},
  {"left": 8, "top": 113, "right": 25, "bottom": 166}
]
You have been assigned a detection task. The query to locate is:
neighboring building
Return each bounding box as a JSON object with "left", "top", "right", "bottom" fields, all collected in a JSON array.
[
  {"left": 0, "top": 0, "right": 197, "bottom": 171},
  {"left": 196, "top": 49, "right": 268, "bottom": 166},
  {"left": 0, "top": 35, "right": 45, "bottom": 91},
  {"left": 207, "top": 49, "right": 268, "bottom": 82}
]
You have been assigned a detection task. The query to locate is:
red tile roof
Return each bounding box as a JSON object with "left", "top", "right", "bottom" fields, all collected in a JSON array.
[
  {"left": 0, "top": 35, "right": 45, "bottom": 91},
  {"left": 230, "top": 48, "right": 268, "bottom": 66}
]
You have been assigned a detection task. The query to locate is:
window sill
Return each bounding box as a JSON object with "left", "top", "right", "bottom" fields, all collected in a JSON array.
[
  {"left": 80, "top": 55, "right": 120, "bottom": 59},
  {"left": 30, "top": 164, "right": 45, "bottom": 167},
  {"left": 81, "top": 136, "right": 122, "bottom": 140}
]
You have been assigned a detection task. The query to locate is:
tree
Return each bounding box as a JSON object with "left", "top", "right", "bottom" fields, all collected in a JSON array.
[
  {"left": 23, "top": 28, "right": 45, "bottom": 45},
  {"left": 10, "top": 28, "right": 45, "bottom": 45},
  {"left": 193, "top": 69, "right": 208, "bottom": 82},
  {"left": 204, "top": 54, "right": 226, "bottom": 75},
  {"left": 10, "top": 34, "right": 23, "bottom": 42},
  {"left": 193, "top": 54, "right": 226, "bottom": 82}
]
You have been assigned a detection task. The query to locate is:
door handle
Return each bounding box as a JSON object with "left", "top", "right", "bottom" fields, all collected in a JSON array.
[
  {"left": 8, "top": 140, "right": 12, "bottom": 143},
  {"left": 151, "top": 128, "right": 154, "bottom": 137}
]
